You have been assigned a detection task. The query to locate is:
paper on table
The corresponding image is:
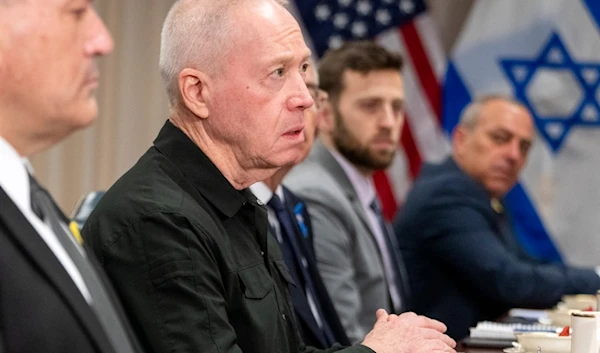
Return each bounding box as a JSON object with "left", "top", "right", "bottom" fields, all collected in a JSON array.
[{"left": 509, "top": 308, "right": 549, "bottom": 321}]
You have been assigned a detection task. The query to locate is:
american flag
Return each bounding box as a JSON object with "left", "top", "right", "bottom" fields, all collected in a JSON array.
[{"left": 291, "top": 0, "right": 450, "bottom": 220}]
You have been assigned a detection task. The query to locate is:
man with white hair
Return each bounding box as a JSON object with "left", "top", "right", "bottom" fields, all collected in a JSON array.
[{"left": 83, "top": 1, "right": 456, "bottom": 352}]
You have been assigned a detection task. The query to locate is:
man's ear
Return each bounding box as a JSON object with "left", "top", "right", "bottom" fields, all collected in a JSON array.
[
  {"left": 178, "top": 68, "right": 211, "bottom": 119},
  {"left": 452, "top": 125, "right": 467, "bottom": 155}
]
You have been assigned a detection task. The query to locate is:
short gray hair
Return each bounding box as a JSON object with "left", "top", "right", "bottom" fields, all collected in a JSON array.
[
  {"left": 159, "top": 0, "right": 288, "bottom": 107},
  {"left": 458, "top": 95, "right": 528, "bottom": 130}
]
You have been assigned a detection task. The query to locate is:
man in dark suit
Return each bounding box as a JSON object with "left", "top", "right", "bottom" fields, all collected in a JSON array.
[
  {"left": 394, "top": 95, "right": 600, "bottom": 340},
  {"left": 0, "top": 1, "right": 142, "bottom": 352},
  {"left": 250, "top": 63, "right": 351, "bottom": 348}
]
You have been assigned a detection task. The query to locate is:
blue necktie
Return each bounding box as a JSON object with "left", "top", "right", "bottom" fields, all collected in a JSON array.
[
  {"left": 370, "top": 199, "right": 409, "bottom": 312},
  {"left": 268, "top": 194, "right": 336, "bottom": 346}
]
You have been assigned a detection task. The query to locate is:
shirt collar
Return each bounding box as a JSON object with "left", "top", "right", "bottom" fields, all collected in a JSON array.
[
  {"left": 152, "top": 120, "right": 253, "bottom": 218},
  {"left": 250, "top": 182, "right": 284, "bottom": 205},
  {"left": 330, "top": 149, "right": 376, "bottom": 208},
  {"left": 0, "top": 137, "right": 33, "bottom": 214}
]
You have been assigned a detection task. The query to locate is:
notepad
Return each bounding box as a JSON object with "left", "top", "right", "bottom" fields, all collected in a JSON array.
[{"left": 469, "top": 321, "right": 561, "bottom": 340}]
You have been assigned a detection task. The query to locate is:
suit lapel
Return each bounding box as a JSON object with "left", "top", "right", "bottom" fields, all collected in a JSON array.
[
  {"left": 311, "top": 143, "right": 413, "bottom": 311},
  {"left": 310, "top": 142, "right": 376, "bottom": 239},
  {"left": 0, "top": 187, "right": 114, "bottom": 353}
]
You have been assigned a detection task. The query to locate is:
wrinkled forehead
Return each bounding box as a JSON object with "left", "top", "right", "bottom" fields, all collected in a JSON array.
[{"left": 478, "top": 101, "right": 535, "bottom": 136}]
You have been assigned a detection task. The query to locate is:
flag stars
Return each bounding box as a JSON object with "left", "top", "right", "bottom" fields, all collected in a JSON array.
[
  {"left": 333, "top": 12, "right": 350, "bottom": 29},
  {"left": 376, "top": 9, "right": 392, "bottom": 26},
  {"left": 400, "top": 0, "right": 415, "bottom": 14},
  {"left": 328, "top": 35, "right": 344, "bottom": 50},
  {"left": 356, "top": 0, "right": 372, "bottom": 16},
  {"left": 351, "top": 21, "right": 368, "bottom": 38},
  {"left": 315, "top": 4, "right": 331, "bottom": 21},
  {"left": 303, "top": 0, "right": 427, "bottom": 58}
]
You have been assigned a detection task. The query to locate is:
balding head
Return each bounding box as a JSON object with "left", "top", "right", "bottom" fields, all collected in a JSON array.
[
  {"left": 452, "top": 95, "right": 534, "bottom": 197},
  {"left": 457, "top": 95, "right": 528, "bottom": 131},
  {"left": 159, "top": 0, "right": 288, "bottom": 107}
]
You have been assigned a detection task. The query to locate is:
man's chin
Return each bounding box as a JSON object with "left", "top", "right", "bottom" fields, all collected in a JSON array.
[
  {"left": 487, "top": 183, "right": 514, "bottom": 198},
  {"left": 369, "top": 152, "right": 395, "bottom": 170},
  {"left": 65, "top": 100, "right": 99, "bottom": 127},
  {"left": 271, "top": 149, "right": 305, "bottom": 169}
]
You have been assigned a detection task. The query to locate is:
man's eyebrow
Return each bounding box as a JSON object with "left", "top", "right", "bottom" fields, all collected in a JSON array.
[{"left": 302, "top": 51, "right": 312, "bottom": 62}]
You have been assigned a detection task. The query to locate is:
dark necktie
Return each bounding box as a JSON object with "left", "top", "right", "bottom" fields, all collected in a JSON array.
[
  {"left": 268, "top": 194, "right": 336, "bottom": 346},
  {"left": 369, "top": 198, "right": 409, "bottom": 312},
  {"left": 29, "top": 175, "right": 135, "bottom": 353},
  {"left": 492, "top": 199, "right": 534, "bottom": 261}
]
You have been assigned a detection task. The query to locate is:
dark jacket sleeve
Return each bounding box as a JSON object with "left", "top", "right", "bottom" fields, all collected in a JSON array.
[
  {"left": 423, "top": 189, "right": 600, "bottom": 308},
  {"left": 95, "top": 211, "right": 245, "bottom": 353}
]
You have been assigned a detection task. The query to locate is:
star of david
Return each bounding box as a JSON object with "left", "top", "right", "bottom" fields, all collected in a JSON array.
[{"left": 500, "top": 32, "right": 600, "bottom": 152}]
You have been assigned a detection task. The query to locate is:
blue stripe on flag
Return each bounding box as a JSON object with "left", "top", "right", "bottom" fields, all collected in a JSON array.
[
  {"left": 583, "top": 0, "right": 600, "bottom": 32},
  {"left": 505, "top": 185, "right": 563, "bottom": 263},
  {"left": 443, "top": 61, "right": 563, "bottom": 263},
  {"left": 441, "top": 62, "right": 471, "bottom": 135}
]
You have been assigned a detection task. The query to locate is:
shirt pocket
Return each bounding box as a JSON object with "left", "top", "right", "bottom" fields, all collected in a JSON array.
[
  {"left": 235, "top": 263, "right": 283, "bottom": 348},
  {"left": 238, "top": 264, "right": 274, "bottom": 299}
]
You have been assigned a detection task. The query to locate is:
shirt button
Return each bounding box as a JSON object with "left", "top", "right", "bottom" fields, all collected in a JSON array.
[
  {"left": 282, "top": 314, "right": 287, "bottom": 321},
  {"left": 260, "top": 251, "right": 265, "bottom": 256},
  {"left": 256, "top": 199, "right": 264, "bottom": 206}
]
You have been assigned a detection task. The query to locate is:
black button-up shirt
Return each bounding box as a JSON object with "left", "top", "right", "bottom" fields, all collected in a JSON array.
[{"left": 83, "top": 121, "right": 374, "bottom": 353}]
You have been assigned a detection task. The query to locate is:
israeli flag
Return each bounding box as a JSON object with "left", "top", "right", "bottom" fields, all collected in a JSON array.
[{"left": 443, "top": 0, "right": 600, "bottom": 266}]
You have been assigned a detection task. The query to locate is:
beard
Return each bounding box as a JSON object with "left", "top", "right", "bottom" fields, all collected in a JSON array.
[{"left": 331, "top": 108, "right": 396, "bottom": 171}]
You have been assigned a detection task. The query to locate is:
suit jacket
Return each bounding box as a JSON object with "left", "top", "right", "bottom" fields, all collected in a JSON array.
[
  {"left": 393, "top": 157, "right": 600, "bottom": 340},
  {"left": 277, "top": 186, "right": 351, "bottom": 348},
  {"left": 0, "top": 187, "right": 141, "bottom": 353},
  {"left": 285, "top": 141, "right": 397, "bottom": 344}
]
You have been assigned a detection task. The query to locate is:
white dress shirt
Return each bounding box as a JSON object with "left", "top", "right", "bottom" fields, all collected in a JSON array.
[
  {"left": 0, "top": 137, "right": 92, "bottom": 303},
  {"left": 331, "top": 150, "right": 403, "bottom": 312}
]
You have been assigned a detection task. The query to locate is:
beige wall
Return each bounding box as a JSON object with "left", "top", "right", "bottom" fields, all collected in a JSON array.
[{"left": 32, "top": 0, "right": 474, "bottom": 213}]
